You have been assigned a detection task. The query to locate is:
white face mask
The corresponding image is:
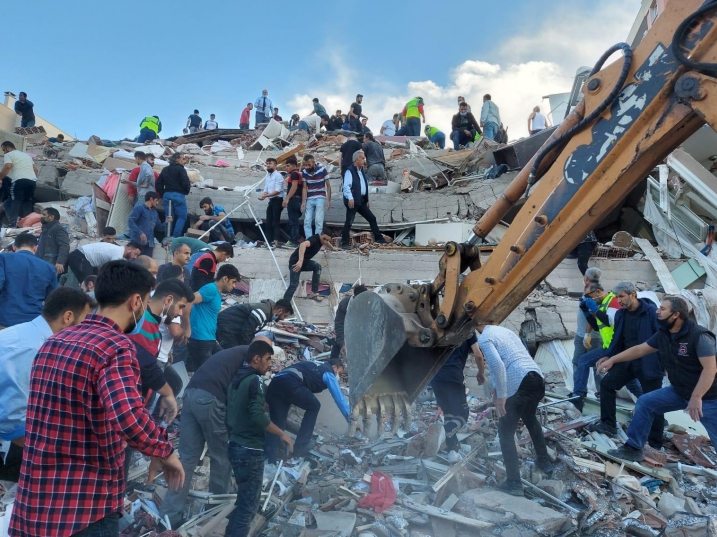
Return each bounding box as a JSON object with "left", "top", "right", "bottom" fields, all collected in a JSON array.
[
  {"left": 126, "top": 299, "right": 147, "bottom": 335},
  {"left": 159, "top": 297, "right": 174, "bottom": 324}
]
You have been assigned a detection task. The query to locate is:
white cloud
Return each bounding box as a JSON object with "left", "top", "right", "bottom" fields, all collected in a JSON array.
[{"left": 288, "top": 0, "right": 640, "bottom": 142}]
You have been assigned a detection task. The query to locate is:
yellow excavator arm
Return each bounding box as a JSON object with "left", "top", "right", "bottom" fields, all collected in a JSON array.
[{"left": 345, "top": 0, "right": 717, "bottom": 427}]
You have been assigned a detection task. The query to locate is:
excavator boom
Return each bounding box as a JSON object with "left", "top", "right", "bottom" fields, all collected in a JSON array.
[{"left": 346, "top": 0, "right": 717, "bottom": 421}]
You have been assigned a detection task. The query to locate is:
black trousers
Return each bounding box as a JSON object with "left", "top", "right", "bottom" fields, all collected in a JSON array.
[
  {"left": 286, "top": 197, "right": 303, "bottom": 245},
  {"left": 70, "top": 514, "right": 120, "bottom": 537},
  {"left": 187, "top": 338, "right": 222, "bottom": 373},
  {"left": 498, "top": 372, "right": 550, "bottom": 482},
  {"left": 0, "top": 441, "right": 23, "bottom": 482},
  {"left": 431, "top": 379, "right": 469, "bottom": 451},
  {"left": 577, "top": 241, "right": 596, "bottom": 275},
  {"left": 199, "top": 220, "right": 234, "bottom": 242},
  {"left": 600, "top": 362, "right": 664, "bottom": 447},
  {"left": 264, "top": 197, "right": 283, "bottom": 244},
  {"left": 341, "top": 203, "right": 383, "bottom": 245},
  {"left": 67, "top": 250, "right": 97, "bottom": 282}
]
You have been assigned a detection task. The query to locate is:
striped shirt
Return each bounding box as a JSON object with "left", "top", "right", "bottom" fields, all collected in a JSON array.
[
  {"left": 478, "top": 325, "right": 542, "bottom": 399},
  {"left": 302, "top": 165, "right": 328, "bottom": 199}
]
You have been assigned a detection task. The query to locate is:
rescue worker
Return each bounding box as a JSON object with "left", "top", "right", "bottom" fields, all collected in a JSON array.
[
  {"left": 424, "top": 125, "right": 446, "bottom": 149},
  {"left": 396, "top": 97, "right": 425, "bottom": 137},
  {"left": 265, "top": 359, "right": 350, "bottom": 463},
  {"left": 216, "top": 299, "right": 294, "bottom": 349},
  {"left": 137, "top": 115, "right": 162, "bottom": 143}
]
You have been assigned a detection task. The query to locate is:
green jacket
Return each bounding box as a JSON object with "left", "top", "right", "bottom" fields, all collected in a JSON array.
[{"left": 226, "top": 366, "right": 271, "bottom": 449}]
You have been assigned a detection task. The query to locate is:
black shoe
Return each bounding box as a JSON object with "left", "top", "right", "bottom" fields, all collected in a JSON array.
[
  {"left": 570, "top": 394, "right": 584, "bottom": 413},
  {"left": 497, "top": 479, "right": 524, "bottom": 497},
  {"left": 374, "top": 238, "right": 388, "bottom": 244},
  {"left": 589, "top": 421, "right": 617, "bottom": 436},
  {"left": 608, "top": 444, "right": 645, "bottom": 462},
  {"left": 536, "top": 457, "right": 554, "bottom": 475},
  {"left": 341, "top": 244, "right": 353, "bottom": 250}
]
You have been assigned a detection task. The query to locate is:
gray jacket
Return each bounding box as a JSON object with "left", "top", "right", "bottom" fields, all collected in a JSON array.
[{"left": 36, "top": 220, "right": 70, "bottom": 266}]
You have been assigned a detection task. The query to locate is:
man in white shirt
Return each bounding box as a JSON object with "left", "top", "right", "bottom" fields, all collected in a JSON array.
[
  {"left": 258, "top": 158, "right": 284, "bottom": 248},
  {"left": 0, "top": 287, "right": 91, "bottom": 481},
  {"left": 477, "top": 324, "right": 552, "bottom": 496},
  {"left": 298, "top": 114, "right": 329, "bottom": 135},
  {"left": 0, "top": 141, "right": 39, "bottom": 227},
  {"left": 67, "top": 241, "right": 142, "bottom": 282},
  {"left": 528, "top": 106, "right": 550, "bottom": 135},
  {"left": 340, "top": 150, "right": 387, "bottom": 249},
  {"left": 204, "top": 114, "right": 219, "bottom": 130},
  {"left": 380, "top": 114, "right": 399, "bottom": 136}
]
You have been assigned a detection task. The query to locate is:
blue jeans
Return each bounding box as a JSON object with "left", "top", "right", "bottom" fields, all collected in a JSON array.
[
  {"left": 255, "top": 112, "right": 267, "bottom": 126},
  {"left": 298, "top": 120, "right": 309, "bottom": 132},
  {"left": 163, "top": 192, "right": 188, "bottom": 238},
  {"left": 286, "top": 197, "right": 302, "bottom": 245},
  {"left": 20, "top": 119, "right": 35, "bottom": 128},
  {"left": 451, "top": 129, "right": 475, "bottom": 149},
  {"left": 71, "top": 514, "right": 119, "bottom": 537},
  {"left": 303, "top": 197, "right": 325, "bottom": 239},
  {"left": 137, "top": 128, "right": 157, "bottom": 143},
  {"left": 429, "top": 132, "right": 446, "bottom": 149},
  {"left": 396, "top": 117, "right": 420, "bottom": 136},
  {"left": 483, "top": 121, "right": 499, "bottom": 141},
  {"left": 573, "top": 347, "right": 609, "bottom": 397},
  {"left": 626, "top": 386, "right": 717, "bottom": 450},
  {"left": 226, "top": 442, "right": 265, "bottom": 537}
]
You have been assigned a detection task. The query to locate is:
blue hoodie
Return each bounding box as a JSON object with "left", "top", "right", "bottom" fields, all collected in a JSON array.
[{"left": 607, "top": 297, "right": 663, "bottom": 379}]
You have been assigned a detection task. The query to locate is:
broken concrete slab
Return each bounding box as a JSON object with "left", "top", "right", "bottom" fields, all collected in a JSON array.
[
  {"left": 462, "top": 490, "right": 569, "bottom": 534},
  {"left": 312, "top": 510, "right": 356, "bottom": 537}
]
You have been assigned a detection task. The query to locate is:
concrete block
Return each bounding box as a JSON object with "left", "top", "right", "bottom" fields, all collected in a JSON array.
[
  {"left": 415, "top": 222, "right": 475, "bottom": 246},
  {"left": 462, "top": 490, "right": 567, "bottom": 534},
  {"left": 536, "top": 479, "right": 565, "bottom": 499}
]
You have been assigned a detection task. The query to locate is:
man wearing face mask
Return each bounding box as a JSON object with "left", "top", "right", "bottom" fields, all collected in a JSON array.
[
  {"left": 451, "top": 102, "right": 481, "bottom": 150},
  {"left": 9, "top": 261, "right": 185, "bottom": 537},
  {"left": 216, "top": 298, "right": 294, "bottom": 349},
  {"left": 600, "top": 296, "right": 717, "bottom": 462},
  {"left": 588, "top": 282, "right": 663, "bottom": 448}
]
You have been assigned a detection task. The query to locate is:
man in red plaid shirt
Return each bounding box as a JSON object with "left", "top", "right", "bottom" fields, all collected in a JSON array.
[{"left": 9, "top": 260, "right": 185, "bottom": 537}]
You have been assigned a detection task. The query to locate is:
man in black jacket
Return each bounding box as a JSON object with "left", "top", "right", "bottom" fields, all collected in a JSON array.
[
  {"left": 14, "top": 92, "right": 35, "bottom": 128},
  {"left": 217, "top": 299, "right": 294, "bottom": 349},
  {"left": 600, "top": 296, "right": 717, "bottom": 462},
  {"left": 157, "top": 153, "right": 191, "bottom": 239},
  {"left": 330, "top": 285, "right": 367, "bottom": 360},
  {"left": 36, "top": 207, "right": 69, "bottom": 275},
  {"left": 451, "top": 102, "right": 482, "bottom": 149},
  {"left": 340, "top": 150, "right": 387, "bottom": 249}
]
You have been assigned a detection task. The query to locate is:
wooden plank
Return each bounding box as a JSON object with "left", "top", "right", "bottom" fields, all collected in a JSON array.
[
  {"left": 432, "top": 446, "right": 480, "bottom": 492},
  {"left": 581, "top": 441, "right": 672, "bottom": 481},
  {"left": 633, "top": 238, "right": 680, "bottom": 294},
  {"left": 277, "top": 144, "right": 306, "bottom": 164},
  {"left": 399, "top": 498, "right": 492, "bottom": 530}
]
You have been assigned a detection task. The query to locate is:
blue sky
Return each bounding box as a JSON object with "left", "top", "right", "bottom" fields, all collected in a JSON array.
[{"left": 5, "top": 0, "right": 640, "bottom": 140}]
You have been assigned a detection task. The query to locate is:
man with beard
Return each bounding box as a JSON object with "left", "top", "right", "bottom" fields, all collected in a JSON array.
[
  {"left": 36, "top": 207, "right": 70, "bottom": 274},
  {"left": 192, "top": 197, "right": 235, "bottom": 243}
]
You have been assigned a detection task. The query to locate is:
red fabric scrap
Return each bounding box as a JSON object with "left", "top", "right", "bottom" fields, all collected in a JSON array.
[{"left": 357, "top": 471, "right": 396, "bottom": 513}]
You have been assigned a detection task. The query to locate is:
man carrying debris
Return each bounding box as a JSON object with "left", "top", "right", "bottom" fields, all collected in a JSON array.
[
  {"left": 600, "top": 296, "right": 717, "bottom": 462},
  {"left": 187, "top": 264, "right": 240, "bottom": 372},
  {"left": 480, "top": 94, "right": 501, "bottom": 141},
  {"left": 186, "top": 109, "right": 202, "bottom": 134},
  {"left": 340, "top": 150, "right": 387, "bottom": 249},
  {"left": 67, "top": 241, "right": 142, "bottom": 282},
  {"left": 36, "top": 207, "right": 70, "bottom": 274},
  {"left": 0, "top": 140, "right": 39, "bottom": 227},
  {"left": 430, "top": 331, "right": 486, "bottom": 463},
  {"left": 157, "top": 152, "right": 191, "bottom": 239},
  {"left": 451, "top": 102, "right": 481, "bottom": 150},
  {"left": 363, "top": 132, "right": 387, "bottom": 182},
  {"left": 301, "top": 154, "right": 331, "bottom": 241},
  {"left": 192, "top": 196, "right": 235, "bottom": 243},
  {"left": 158, "top": 241, "right": 192, "bottom": 282},
  {"left": 161, "top": 335, "right": 274, "bottom": 527},
  {"left": 477, "top": 324, "right": 553, "bottom": 496},
  {"left": 283, "top": 228, "right": 334, "bottom": 302},
  {"left": 189, "top": 242, "right": 234, "bottom": 291},
  {"left": 216, "top": 298, "right": 294, "bottom": 349},
  {"left": 330, "top": 285, "right": 368, "bottom": 361},
  {"left": 348, "top": 94, "right": 367, "bottom": 133},
  {"left": 128, "top": 192, "right": 164, "bottom": 257},
  {"left": 254, "top": 89, "right": 273, "bottom": 126},
  {"left": 0, "top": 288, "right": 90, "bottom": 482},
  {"left": 283, "top": 156, "right": 304, "bottom": 247},
  {"left": 225, "top": 340, "right": 294, "bottom": 537},
  {"left": 137, "top": 114, "right": 162, "bottom": 143},
  {"left": 258, "top": 157, "right": 284, "bottom": 249},
  {"left": 8, "top": 260, "right": 184, "bottom": 537},
  {"left": 240, "top": 103, "right": 253, "bottom": 129},
  {"left": 395, "top": 97, "right": 425, "bottom": 137},
  {"left": 589, "top": 282, "right": 663, "bottom": 448},
  {"left": 265, "top": 359, "right": 350, "bottom": 462},
  {"left": 424, "top": 125, "right": 446, "bottom": 149},
  {"left": 0, "top": 233, "right": 58, "bottom": 329}
]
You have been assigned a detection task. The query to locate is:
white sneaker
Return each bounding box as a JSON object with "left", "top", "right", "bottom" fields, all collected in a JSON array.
[{"left": 447, "top": 450, "right": 463, "bottom": 464}]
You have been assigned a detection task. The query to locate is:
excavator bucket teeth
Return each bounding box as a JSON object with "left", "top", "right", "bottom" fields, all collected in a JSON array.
[{"left": 345, "top": 291, "right": 452, "bottom": 410}]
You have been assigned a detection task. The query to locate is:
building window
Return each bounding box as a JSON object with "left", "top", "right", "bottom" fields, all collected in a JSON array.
[{"left": 649, "top": 1, "right": 659, "bottom": 23}]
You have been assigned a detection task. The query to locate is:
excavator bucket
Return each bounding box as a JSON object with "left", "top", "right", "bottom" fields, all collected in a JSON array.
[{"left": 345, "top": 291, "right": 451, "bottom": 432}]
